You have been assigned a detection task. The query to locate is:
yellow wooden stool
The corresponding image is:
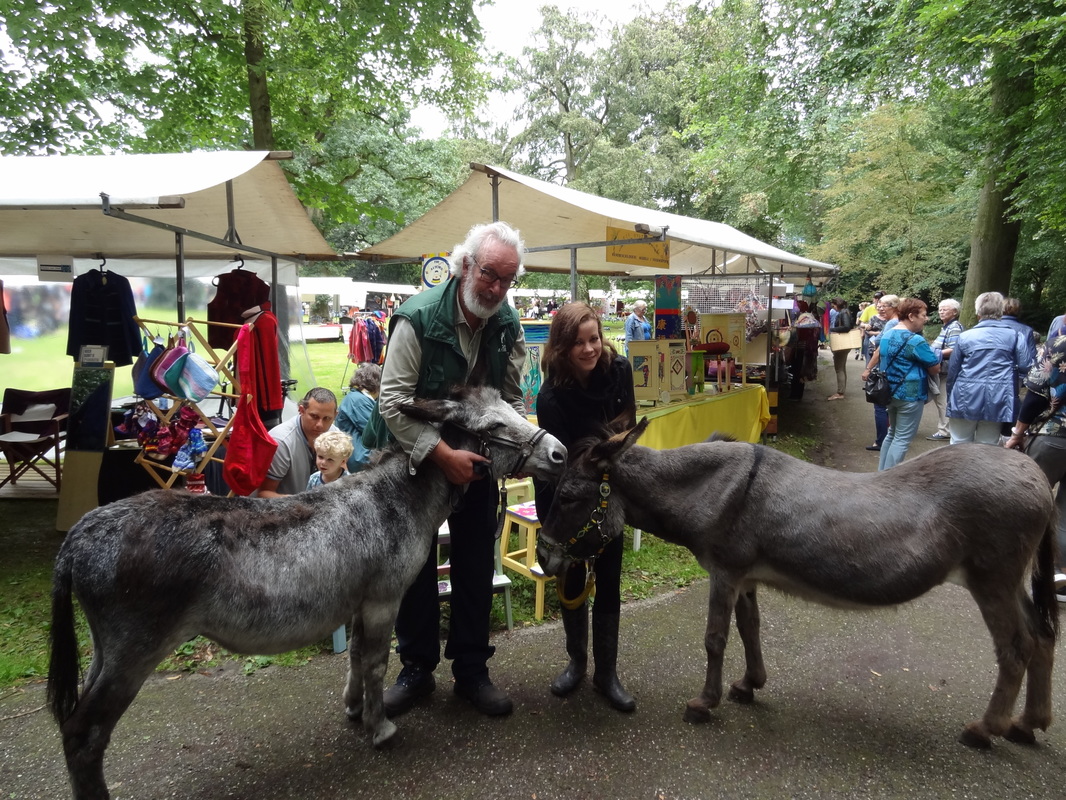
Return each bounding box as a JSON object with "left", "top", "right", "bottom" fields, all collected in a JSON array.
[{"left": 499, "top": 479, "right": 554, "bottom": 621}]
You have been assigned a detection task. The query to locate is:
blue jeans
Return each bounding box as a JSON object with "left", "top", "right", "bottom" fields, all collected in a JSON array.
[
  {"left": 878, "top": 399, "right": 924, "bottom": 470},
  {"left": 874, "top": 403, "right": 888, "bottom": 446}
]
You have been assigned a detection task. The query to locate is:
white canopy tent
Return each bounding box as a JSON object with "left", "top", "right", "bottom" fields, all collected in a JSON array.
[
  {"left": 358, "top": 163, "right": 836, "bottom": 288},
  {"left": 297, "top": 277, "right": 419, "bottom": 311},
  {"left": 0, "top": 151, "right": 343, "bottom": 405},
  {"left": 0, "top": 150, "right": 337, "bottom": 292}
]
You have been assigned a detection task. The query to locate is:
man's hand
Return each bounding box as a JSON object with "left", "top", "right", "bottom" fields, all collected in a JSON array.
[{"left": 428, "top": 439, "right": 491, "bottom": 484}]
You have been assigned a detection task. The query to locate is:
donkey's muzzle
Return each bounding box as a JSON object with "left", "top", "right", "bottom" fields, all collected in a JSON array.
[{"left": 529, "top": 432, "right": 567, "bottom": 481}]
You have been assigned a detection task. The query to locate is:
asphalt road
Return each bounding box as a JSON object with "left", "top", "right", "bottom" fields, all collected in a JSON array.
[{"left": 3, "top": 350, "right": 1064, "bottom": 799}]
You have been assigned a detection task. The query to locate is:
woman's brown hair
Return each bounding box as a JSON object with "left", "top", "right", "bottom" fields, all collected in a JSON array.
[
  {"left": 897, "top": 297, "right": 927, "bottom": 322},
  {"left": 541, "top": 301, "right": 617, "bottom": 386}
]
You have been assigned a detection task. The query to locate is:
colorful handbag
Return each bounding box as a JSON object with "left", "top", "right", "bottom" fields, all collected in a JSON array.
[
  {"left": 151, "top": 333, "right": 189, "bottom": 395},
  {"left": 133, "top": 336, "right": 166, "bottom": 399},
  {"left": 177, "top": 352, "right": 219, "bottom": 402}
]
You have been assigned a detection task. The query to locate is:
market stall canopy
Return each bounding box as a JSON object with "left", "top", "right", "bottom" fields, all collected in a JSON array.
[
  {"left": 0, "top": 150, "right": 337, "bottom": 285},
  {"left": 357, "top": 163, "right": 836, "bottom": 282}
]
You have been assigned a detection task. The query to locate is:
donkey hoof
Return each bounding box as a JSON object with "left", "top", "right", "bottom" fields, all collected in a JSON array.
[
  {"left": 1004, "top": 723, "right": 1037, "bottom": 745},
  {"left": 958, "top": 723, "right": 993, "bottom": 749},
  {"left": 728, "top": 682, "right": 755, "bottom": 704},
  {"left": 683, "top": 699, "right": 712, "bottom": 724},
  {"left": 345, "top": 704, "right": 363, "bottom": 722},
  {"left": 372, "top": 719, "right": 398, "bottom": 748}
]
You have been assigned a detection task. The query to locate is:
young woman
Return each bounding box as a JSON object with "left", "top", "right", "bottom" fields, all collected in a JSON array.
[
  {"left": 865, "top": 297, "right": 940, "bottom": 470},
  {"left": 827, "top": 297, "right": 854, "bottom": 400},
  {"left": 535, "top": 301, "right": 637, "bottom": 712}
]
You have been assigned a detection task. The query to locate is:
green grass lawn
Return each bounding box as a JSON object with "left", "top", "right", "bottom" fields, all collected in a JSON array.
[{"left": 1, "top": 304, "right": 205, "bottom": 399}]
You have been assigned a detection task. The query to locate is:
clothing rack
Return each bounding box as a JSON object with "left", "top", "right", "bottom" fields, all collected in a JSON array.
[{"left": 130, "top": 316, "right": 245, "bottom": 489}]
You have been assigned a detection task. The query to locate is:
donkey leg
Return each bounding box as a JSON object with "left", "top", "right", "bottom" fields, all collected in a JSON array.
[
  {"left": 684, "top": 575, "right": 738, "bottom": 724},
  {"left": 960, "top": 587, "right": 1034, "bottom": 748},
  {"left": 1005, "top": 633, "right": 1055, "bottom": 745},
  {"left": 343, "top": 611, "right": 364, "bottom": 722},
  {"left": 727, "top": 589, "right": 767, "bottom": 704},
  {"left": 61, "top": 656, "right": 161, "bottom": 800},
  {"left": 360, "top": 598, "right": 401, "bottom": 748},
  {"left": 1005, "top": 596, "right": 1056, "bottom": 744}
]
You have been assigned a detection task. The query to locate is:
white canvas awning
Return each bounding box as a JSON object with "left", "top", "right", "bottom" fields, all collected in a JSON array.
[
  {"left": 358, "top": 163, "right": 835, "bottom": 282},
  {"left": 0, "top": 150, "right": 338, "bottom": 285},
  {"left": 297, "top": 277, "right": 420, "bottom": 309}
]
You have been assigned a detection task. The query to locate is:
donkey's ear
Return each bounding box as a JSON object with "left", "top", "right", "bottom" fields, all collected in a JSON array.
[
  {"left": 590, "top": 417, "right": 649, "bottom": 468},
  {"left": 398, "top": 398, "right": 453, "bottom": 423}
]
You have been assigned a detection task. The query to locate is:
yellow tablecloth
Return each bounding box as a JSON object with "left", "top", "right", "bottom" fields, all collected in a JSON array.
[{"left": 638, "top": 384, "right": 770, "bottom": 450}]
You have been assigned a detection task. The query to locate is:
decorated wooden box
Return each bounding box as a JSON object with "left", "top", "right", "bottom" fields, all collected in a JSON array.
[{"left": 628, "top": 340, "right": 662, "bottom": 402}]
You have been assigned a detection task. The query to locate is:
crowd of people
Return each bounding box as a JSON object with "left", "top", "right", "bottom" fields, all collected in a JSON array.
[{"left": 846, "top": 287, "right": 1064, "bottom": 598}]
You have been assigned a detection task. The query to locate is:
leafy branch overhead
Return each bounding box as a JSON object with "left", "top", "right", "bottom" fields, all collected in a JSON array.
[{"left": 0, "top": 0, "right": 485, "bottom": 213}]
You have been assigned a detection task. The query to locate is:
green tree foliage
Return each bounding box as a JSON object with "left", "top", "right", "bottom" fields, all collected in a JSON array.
[
  {"left": 0, "top": 0, "right": 485, "bottom": 219},
  {"left": 810, "top": 103, "right": 973, "bottom": 303},
  {"left": 503, "top": 5, "right": 604, "bottom": 184},
  {"left": 501, "top": 4, "right": 695, "bottom": 213},
  {"left": 680, "top": 0, "right": 833, "bottom": 245},
  {"left": 772, "top": 0, "right": 1066, "bottom": 323}
]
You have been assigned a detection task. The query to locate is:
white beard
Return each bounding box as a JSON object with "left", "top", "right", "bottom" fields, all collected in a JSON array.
[{"left": 461, "top": 275, "right": 505, "bottom": 319}]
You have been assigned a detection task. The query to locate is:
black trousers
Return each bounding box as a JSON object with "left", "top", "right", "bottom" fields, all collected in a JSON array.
[
  {"left": 561, "top": 531, "right": 623, "bottom": 616},
  {"left": 394, "top": 476, "right": 497, "bottom": 682}
]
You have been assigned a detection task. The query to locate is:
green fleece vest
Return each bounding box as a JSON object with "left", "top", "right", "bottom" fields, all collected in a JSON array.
[{"left": 362, "top": 277, "right": 521, "bottom": 448}]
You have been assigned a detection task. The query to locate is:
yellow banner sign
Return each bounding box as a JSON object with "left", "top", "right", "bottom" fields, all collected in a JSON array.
[{"left": 605, "top": 226, "right": 670, "bottom": 268}]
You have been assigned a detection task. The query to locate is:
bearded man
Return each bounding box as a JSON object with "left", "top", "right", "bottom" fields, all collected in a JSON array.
[{"left": 363, "top": 221, "right": 527, "bottom": 717}]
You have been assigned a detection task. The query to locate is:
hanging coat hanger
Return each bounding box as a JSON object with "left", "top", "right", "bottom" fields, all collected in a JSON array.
[
  {"left": 233, "top": 254, "right": 245, "bottom": 270},
  {"left": 97, "top": 254, "right": 108, "bottom": 285}
]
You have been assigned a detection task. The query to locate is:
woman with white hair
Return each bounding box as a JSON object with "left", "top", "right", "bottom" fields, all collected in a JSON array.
[
  {"left": 925, "top": 298, "right": 964, "bottom": 441},
  {"left": 624, "top": 300, "right": 649, "bottom": 354},
  {"left": 945, "top": 292, "right": 1033, "bottom": 445}
]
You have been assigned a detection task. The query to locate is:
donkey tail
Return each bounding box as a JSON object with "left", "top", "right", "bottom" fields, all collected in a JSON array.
[
  {"left": 47, "top": 549, "right": 81, "bottom": 725},
  {"left": 1031, "top": 515, "right": 1060, "bottom": 641}
]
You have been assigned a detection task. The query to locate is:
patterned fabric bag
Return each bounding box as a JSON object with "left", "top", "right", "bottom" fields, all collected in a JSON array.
[
  {"left": 151, "top": 333, "right": 189, "bottom": 395},
  {"left": 177, "top": 352, "right": 219, "bottom": 402},
  {"left": 133, "top": 336, "right": 166, "bottom": 399}
]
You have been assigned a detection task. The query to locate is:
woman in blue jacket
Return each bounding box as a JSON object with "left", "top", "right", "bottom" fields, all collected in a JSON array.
[{"left": 947, "top": 292, "right": 1033, "bottom": 445}]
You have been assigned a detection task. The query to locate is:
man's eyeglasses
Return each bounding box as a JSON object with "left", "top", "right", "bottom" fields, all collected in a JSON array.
[{"left": 470, "top": 255, "right": 520, "bottom": 289}]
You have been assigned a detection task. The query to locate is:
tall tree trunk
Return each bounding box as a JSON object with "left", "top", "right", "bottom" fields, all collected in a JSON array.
[
  {"left": 961, "top": 175, "right": 1021, "bottom": 327},
  {"left": 959, "top": 57, "right": 1033, "bottom": 328},
  {"left": 244, "top": 0, "right": 274, "bottom": 150}
]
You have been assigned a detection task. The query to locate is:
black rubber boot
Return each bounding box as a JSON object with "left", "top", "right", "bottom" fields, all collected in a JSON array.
[
  {"left": 550, "top": 604, "right": 588, "bottom": 696},
  {"left": 592, "top": 613, "right": 636, "bottom": 712}
]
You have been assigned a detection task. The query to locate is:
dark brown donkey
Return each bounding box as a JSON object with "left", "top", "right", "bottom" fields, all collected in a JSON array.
[{"left": 537, "top": 420, "right": 1059, "bottom": 749}]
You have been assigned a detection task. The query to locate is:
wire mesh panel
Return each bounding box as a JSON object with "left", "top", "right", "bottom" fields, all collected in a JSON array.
[{"left": 683, "top": 277, "right": 772, "bottom": 344}]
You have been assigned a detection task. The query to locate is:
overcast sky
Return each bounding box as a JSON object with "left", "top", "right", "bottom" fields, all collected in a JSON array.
[{"left": 412, "top": 0, "right": 645, "bottom": 137}]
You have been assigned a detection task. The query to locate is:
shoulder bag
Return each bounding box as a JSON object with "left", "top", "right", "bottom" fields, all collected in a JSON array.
[
  {"left": 864, "top": 336, "right": 908, "bottom": 405},
  {"left": 133, "top": 336, "right": 167, "bottom": 399},
  {"left": 150, "top": 334, "right": 188, "bottom": 395}
]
